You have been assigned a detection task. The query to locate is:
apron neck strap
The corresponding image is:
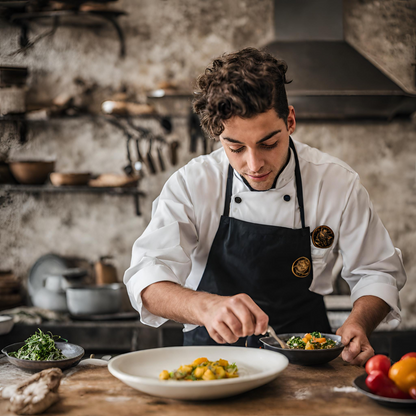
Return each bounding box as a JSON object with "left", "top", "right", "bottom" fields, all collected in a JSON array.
[
  {"left": 223, "top": 164, "right": 234, "bottom": 217},
  {"left": 289, "top": 137, "right": 306, "bottom": 228},
  {"left": 223, "top": 137, "right": 306, "bottom": 228}
]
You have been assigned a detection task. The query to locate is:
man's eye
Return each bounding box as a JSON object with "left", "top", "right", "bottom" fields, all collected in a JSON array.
[
  {"left": 261, "top": 141, "right": 278, "bottom": 150},
  {"left": 230, "top": 147, "right": 244, "bottom": 153}
]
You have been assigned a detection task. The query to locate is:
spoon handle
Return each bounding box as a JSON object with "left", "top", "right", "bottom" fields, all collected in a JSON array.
[{"left": 267, "top": 325, "right": 288, "bottom": 349}]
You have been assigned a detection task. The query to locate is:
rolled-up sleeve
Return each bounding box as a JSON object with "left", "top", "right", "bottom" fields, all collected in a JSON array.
[
  {"left": 123, "top": 169, "right": 199, "bottom": 327},
  {"left": 338, "top": 177, "right": 407, "bottom": 328}
]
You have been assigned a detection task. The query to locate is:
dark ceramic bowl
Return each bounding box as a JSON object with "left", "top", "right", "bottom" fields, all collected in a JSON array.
[
  {"left": 1, "top": 342, "right": 84, "bottom": 372},
  {"left": 353, "top": 373, "right": 416, "bottom": 408},
  {"left": 260, "top": 333, "right": 344, "bottom": 365}
]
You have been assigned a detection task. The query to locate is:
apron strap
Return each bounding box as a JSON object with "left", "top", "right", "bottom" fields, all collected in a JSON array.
[
  {"left": 289, "top": 137, "right": 306, "bottom": 229},
  {"left": 223, "top": 138, "right": 306, "bottom": 228},
  {"left": 223, "top": 164, "right": 234, "bottom": 217}
]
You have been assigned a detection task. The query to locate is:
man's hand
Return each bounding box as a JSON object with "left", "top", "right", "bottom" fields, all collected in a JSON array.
[
  {"left": 336, "top": 295, "right": 390, "bottom": 365},
  {"left": 336, "top": 322, "right": 374, "bottom": 365},
  {"left": 141, "top": 282, "right": 268, "bottom": 343},
  {"left": 199, "top": 293, "right": 269, "bottom": 344}
]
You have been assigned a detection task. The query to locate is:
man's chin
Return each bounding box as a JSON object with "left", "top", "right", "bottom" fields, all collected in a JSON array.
[{"left": 246, "top": 179, "right": 274, "bottom": 191}]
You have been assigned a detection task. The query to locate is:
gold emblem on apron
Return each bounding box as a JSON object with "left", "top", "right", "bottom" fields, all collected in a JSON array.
[
  {"left": 311, "top": 225, "right": 334, "bottom": 249},
  {"left": 292, "top": 257, "right": 311, "bottom": 278}
]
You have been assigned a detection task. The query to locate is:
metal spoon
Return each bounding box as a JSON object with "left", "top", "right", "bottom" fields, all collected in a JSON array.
[{"left": 267, "top": 325, "right": 289, "bottom": 349}]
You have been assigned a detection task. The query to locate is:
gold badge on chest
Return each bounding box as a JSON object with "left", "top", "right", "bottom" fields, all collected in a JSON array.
[
  {"left": 292, "top": 257, "right": 311, "bottom": 278},
  {"left": 311, "top": 225, "right": 334, "bottom": 249}
]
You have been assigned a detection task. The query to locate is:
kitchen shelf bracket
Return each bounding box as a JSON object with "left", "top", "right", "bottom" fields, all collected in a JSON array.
[{"left": 0, "top": 184, "right": 145, "bottom": 216}]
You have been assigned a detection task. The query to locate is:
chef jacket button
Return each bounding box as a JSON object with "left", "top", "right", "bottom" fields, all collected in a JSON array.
[
  {"left": 235, "top": 196, "right": 242, "bottom": 204},
  {"left": 283, "top": 195, "right": 291, "bottom": 202}
]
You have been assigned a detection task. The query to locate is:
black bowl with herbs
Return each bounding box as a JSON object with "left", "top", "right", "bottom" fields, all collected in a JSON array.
[
  {"left": 1, "top": 329, "right": 84, "bottom": 372},
  {"left": 260, "top": 332, "right": 344, "bottom": 366}
]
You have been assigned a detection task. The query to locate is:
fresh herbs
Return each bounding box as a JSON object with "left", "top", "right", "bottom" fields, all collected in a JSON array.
[
  {"left": 287, "top": 336, "right": 306, "bottom": 349},
  {"left": 8, "top": 328, "right": 68, "bottom": 361}
]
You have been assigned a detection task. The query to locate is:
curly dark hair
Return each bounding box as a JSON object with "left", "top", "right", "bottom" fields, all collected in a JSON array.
[{"left": 192, "top": 47, "right": 291, "bottom": 138}]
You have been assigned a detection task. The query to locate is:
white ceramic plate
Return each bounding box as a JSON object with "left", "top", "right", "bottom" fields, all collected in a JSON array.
[{"left": 108, "top": 346, "right": 288, "bottom": 400}]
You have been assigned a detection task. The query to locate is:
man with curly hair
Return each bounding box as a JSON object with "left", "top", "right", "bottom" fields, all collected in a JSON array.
[{"left": 124, "top": 48, "right": 406, "bottom": 365}]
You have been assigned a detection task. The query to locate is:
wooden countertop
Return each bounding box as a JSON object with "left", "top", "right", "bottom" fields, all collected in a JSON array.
[{"left": 1, "top": 356, "right": 415, "bottom": 416}]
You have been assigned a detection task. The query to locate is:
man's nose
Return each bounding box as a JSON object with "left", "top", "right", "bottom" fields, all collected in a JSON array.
[{"left": 246, "top": 149, "right": 264, "bottom": 173}]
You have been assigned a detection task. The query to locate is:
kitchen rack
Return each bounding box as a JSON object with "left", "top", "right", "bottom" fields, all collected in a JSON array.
[
  {"left": 0, "top": 184, "right": 145, "bottom": 216},
  {"left": 1, "top": 8, "right": 127, "bottom": 57}
]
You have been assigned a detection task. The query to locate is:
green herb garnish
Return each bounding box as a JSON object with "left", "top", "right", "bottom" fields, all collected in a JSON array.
[
  {"left": 287, "top": 336, "right": 306, "bottom": 349},
  {"left": 8, "top": 328, "right": 68, "bottom": 361}
]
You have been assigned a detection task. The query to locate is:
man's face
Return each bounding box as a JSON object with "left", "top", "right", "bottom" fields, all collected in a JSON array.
[{"left": 219, "top": 107, "right": 296, "bottom": 191}]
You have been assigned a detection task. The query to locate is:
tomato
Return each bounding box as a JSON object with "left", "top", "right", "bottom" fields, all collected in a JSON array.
[
  {"left": 365, "top": 371, "right": 411, "bottom": 399},
  {"left": 410, "top": 386, "right": 416, "bottom": 400},
  {"left": 365, "top": 354, "right": 391, "bottom": 376},
  {"left": 401, "top": 352, "right": 416, "bottom": 361}
]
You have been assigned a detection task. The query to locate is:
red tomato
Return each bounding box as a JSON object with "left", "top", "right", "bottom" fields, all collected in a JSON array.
[
  {"left": 365, "top": 354, "right": 391, "bottom": 376},
  {"left": 365, "top": 371, "right": 411, "bottom": 399},
  {"left": 401, "top": 352, "right": 416, "bottom": 361}
]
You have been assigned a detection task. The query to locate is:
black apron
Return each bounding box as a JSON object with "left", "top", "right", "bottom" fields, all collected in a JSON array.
[{"left": 184, "top": 139, "right": 331, "bottom": 347}]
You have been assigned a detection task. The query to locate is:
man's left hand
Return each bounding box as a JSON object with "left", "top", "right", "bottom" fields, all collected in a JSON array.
[{"left": 336, "top": 322, "right": 374, "bottom": 365}]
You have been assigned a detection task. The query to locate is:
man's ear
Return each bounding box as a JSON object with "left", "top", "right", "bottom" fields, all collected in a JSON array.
[{"left": 287, "top": 106, "right": 296, "bottom": 135}]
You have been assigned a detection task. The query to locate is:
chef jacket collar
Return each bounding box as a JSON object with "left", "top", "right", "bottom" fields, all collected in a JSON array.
[{"left": 233, "top": 145, "right": 295, "bottom": 192}]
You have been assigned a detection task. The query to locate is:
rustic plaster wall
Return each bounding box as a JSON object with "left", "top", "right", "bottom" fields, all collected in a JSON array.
[{"left": 0, "top": 1, "right": 415, "bottom": 327}]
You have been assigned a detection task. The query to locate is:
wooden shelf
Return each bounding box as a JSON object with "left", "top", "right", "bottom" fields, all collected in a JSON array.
[{"left": 0, "top": 184, "right": 145, "bottom": 215}]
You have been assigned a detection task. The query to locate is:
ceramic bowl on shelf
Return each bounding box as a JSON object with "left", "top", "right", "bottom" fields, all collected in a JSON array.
[
  {"left": 9, "top": 160, "right": 55, "bottom": 184},
  {"left": 0, "top": 315, "right": 14, "bottom": 335},
  {"left": 50, "top": 172, "right": 91, "bottom": 186}
]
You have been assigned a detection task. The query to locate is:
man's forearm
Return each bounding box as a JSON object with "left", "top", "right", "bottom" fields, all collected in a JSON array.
[
  {"left": 345, "top": 295, "right": 391, "bottom": 335},
  {"left": 141, "top": 281, "right": 215, "bottom": 326}
]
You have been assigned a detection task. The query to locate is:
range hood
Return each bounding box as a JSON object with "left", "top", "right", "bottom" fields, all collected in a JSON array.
[{"left": 264, "top": 0, "right": 416, "bottom": 119}]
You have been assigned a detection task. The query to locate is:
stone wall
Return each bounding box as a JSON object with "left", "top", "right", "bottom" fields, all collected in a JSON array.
[{"left": 0, "top": 0, "right": 415, "bottom": 327}]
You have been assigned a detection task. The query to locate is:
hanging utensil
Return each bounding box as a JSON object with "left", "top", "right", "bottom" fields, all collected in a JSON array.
[
  {"left": 156, "top": 141, "right": 166, "bottom": 172},
  {"left": 123, "top": 135, "right": 134, "bottom": 176},
  {"left": 134, "top": 138, "right": 146, "bottom": 178},
  {"left": 169, "top": 141, "right": 179, "bottom": 165},
  {"left": 146, "top": 137, "right": 157, "bottom": 175},
  {"left": 160, "top": 116, "right": 172, "bottom": 134}
]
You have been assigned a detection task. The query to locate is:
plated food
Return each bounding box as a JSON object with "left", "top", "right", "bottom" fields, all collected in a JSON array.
[
  {"left": 108, "top": 345, "right": 288, "bottom": 400},
  {"left": 8, "top": 328, "right": 67, "bottom": 361},
  {"left": 260, "top": 332, "right": 344, "bottom": 365},
  {"left": 159, "top": 357, "right": 239, "bottom": 381},
  {"left": 1, "top": 329, "right": 84, "bottom": 372},
  {"left": 287, "top": 331, "right": 338, "bottom": 350}
]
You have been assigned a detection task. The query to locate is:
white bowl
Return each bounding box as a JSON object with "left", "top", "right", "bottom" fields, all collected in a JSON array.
[
  {"left": 108, "top": 345, "right": 288, "bottom": 400},
  {"left": 0, "top": 315, "right": 14, "bottom": 335}
]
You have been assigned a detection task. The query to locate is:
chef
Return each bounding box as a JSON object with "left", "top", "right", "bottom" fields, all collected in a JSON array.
[{"left": 124, "top": 47, "right": 406, "bottom": 365}]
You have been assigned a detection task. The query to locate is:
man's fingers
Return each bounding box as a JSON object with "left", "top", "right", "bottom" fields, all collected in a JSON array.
[
  {"left": 342, "top": 337, "right": 360, "bottom": 361},
  {"left": 225, "top": 298, "right": 256, "bottom": 337},
  {"left": 336, "top": 327, "right": 353, "bottom": 347},
  {"left": 214, "top": 321, "right": 239, "bottom": 344},
  {"left": 347, "top": 347, "right": 374, "bottom": 366},
  {"left": 238, "top": 295, "right": 269, "bottom": 335},
  {"left": 340, "top": 335, "right": 375, "bottom": 365}
]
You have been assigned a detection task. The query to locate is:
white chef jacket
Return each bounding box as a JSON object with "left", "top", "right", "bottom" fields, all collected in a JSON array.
[{"left": 124, "top": 139, "right": 406, "bottom": 331}]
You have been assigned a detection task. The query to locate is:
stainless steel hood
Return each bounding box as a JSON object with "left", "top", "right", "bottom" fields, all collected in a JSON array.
[{"left": 264, "top": 0, "right": 416, "bottom": 119}]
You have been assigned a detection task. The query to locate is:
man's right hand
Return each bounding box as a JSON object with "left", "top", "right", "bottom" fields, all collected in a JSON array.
[{"left": 198, "top": 293, "right": 269, "bottom": 344}]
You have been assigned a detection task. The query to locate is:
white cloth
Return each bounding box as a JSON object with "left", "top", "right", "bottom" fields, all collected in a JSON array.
[{"left": 124, "top": 139, "right": 407, "bottom": 331}]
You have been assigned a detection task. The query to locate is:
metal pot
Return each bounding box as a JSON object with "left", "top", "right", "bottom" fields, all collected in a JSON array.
[{"left": 66, "top": 283, "right": 122, "bottom": 316}]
